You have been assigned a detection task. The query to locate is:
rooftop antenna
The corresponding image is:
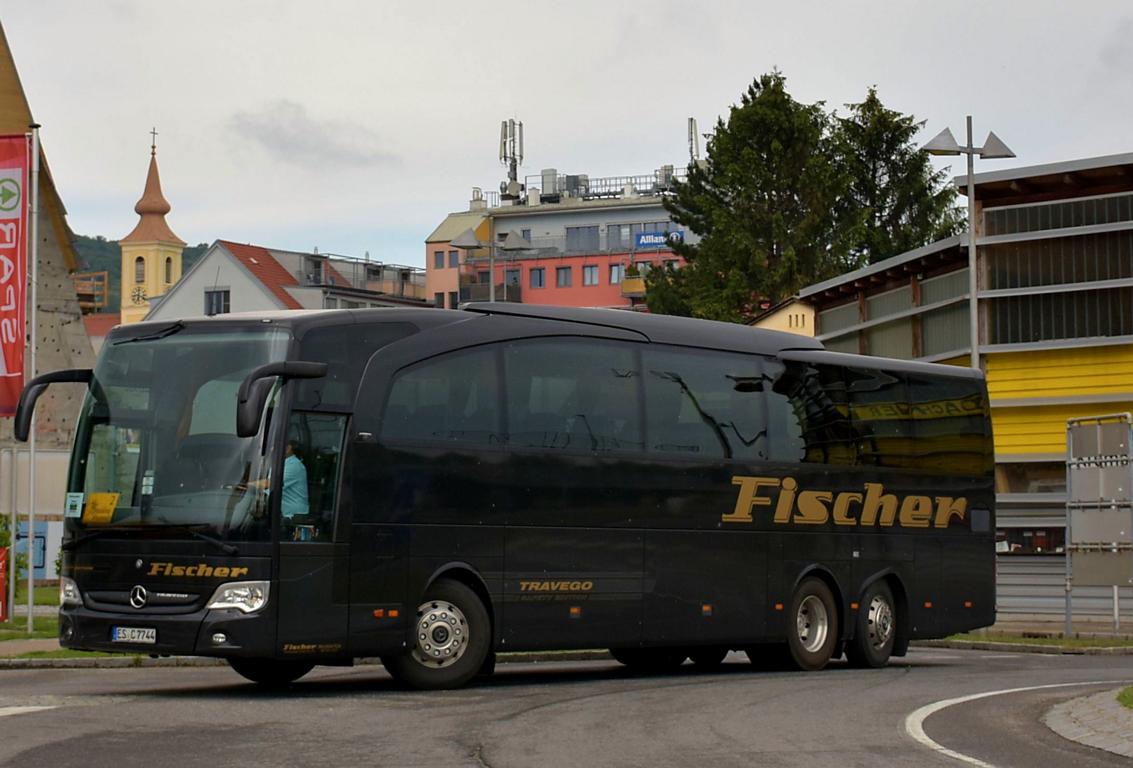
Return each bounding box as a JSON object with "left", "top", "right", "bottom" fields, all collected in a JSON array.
[
  {"left": 499, "top": 118, "right": 525, "bottom": 201},
  {"left": 687, "top": 117, "right": 699, "bottom": 161}
]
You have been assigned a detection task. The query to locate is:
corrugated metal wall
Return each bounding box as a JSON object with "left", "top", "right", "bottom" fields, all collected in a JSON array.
[
  {"left": 997, "top": 556, "right": 1133, "bottom": 619},
  {"left": 987, "top": 346, "right": 1133, "bottom": 400}
]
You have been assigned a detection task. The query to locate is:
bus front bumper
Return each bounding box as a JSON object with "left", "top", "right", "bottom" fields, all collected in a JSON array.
[{"left": 58, "top": 605, "right": 275, "bottom": 658}]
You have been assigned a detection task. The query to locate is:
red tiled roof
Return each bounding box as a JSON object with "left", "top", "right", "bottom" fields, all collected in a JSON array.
[
  {"left": 83, "top": 313, "right": 121, "bottom": 338},
  {"left": 324, "top": 262, "right": 353, "bottom": 289},
  {"left": 217, "top": 240, "right": 303, "bottom": 309}
]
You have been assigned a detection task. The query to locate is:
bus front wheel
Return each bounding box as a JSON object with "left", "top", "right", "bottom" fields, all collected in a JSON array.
[
  {"left": 228, "top": 658, "right": 314, "bottom": 687},
  {"left": 845, "top": 581, "right": 896, "bottom": 668},
  {"left": 382, "top": 579, "right": 490, "bottom": 690},
  {"left": 785, "top": 577, "right": 839, "bottom": 671}
]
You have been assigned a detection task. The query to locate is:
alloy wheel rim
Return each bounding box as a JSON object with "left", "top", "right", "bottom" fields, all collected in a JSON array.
[
  {"left": 866, "top": 594, "right": 894, "bottom": 650},
  {"left": 411, "top": 600, "right": 468, "bottom": 668},
  {"left": 796, "top": 595, "right": 829, "bottom": 653}
]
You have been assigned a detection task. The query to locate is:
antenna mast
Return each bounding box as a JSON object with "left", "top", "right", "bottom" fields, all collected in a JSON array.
[{"left": 499, "top": 118, "right": 525, "bottom": 202}]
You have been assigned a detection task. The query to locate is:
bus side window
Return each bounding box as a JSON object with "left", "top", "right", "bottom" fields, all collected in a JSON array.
[
  {"left": 845, "top": 367, "right": 914, "bottom": 469},
  {"left": 774, "top": 362, "right": 856, "bottom": 465},
  {"left": 380, "top": 346, "right": 501, "bottom": 446},
  {"left": 284, "top": 412, "right": 347, "bottom": 542},
  {"left": 905, "top": 371, "right": 994, "bottom": 476},
  {"left": 503, "top": 338, "right": 642, "bottom": 453}
]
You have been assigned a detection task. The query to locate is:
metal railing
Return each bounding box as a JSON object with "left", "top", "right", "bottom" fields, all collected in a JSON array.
[{"left": 522, "top": 167, "right": 688, "bottom": 201}]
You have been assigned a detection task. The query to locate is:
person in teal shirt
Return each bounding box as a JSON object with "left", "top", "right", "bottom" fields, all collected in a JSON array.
[{"left": 281, "top": 440, "right": 309, "bottom": 518}]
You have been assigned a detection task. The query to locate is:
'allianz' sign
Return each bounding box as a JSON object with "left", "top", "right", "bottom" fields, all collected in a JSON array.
[{"left": 634, "top": 231, "right": 684, "bottom": 249}]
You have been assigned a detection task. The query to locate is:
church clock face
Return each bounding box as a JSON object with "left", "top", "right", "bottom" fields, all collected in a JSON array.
[{"left": 131, "top": 286, "right": 147, "bottom": 304}]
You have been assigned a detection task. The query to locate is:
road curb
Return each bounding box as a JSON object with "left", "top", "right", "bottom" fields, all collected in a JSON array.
[
  {"left": 913, "top": 639, "right": 1133, "bottom": 655},
  {"left": 0, "top": 649, "right": 614, "bottom": 671},
  {"left": 1044, "top": 688, "right": 1133, "bottom": 758}
]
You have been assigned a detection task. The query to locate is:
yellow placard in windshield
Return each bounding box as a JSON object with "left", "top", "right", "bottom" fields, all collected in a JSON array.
[{"left": 82, "top": 493, "right": 120, "bottom": 525}]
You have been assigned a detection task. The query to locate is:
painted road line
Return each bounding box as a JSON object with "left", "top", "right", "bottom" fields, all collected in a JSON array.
[
  {"left": 0, "top": 706, "right": 56, "bottom": 718},
  {"left": 904, "top": 680, "right": 1133, "bottom": 768}
]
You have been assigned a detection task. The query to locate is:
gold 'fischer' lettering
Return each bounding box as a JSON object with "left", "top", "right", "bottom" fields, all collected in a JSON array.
[
  {"left": 898, "top": 495, "right": 933, "bottom": 528},
  {"left": 833, "top": 493, "right": 862, "bottom": 526},
  {"left": 861, "top": 483, "right": 898, "bottom": 527},
  {"left": 795, "top": 491, "right": 832, "bottom": 525},
  {"left": 934, "top": 496, "right": 968, "bottom": 528},
  {"left": 724, "top": 477, "right": 972, "bottom": 531},
  {"left": 725, "top": 476, "right": 780, "bottom": 523},
  {"left": 141, "top": 562, "right": 250, "bottom": 579}
]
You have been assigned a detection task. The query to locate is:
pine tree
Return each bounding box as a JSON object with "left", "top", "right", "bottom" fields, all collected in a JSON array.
[
  {"left": 835, "top": 88, "right": 963, "bottom": 264},
  {"left": 651, "top": 71, "right": 863, "bottom": 322}
]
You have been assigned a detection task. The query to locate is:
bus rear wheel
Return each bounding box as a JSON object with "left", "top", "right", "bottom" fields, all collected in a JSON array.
[
  {"left": 609, "top": 648, "right": 687, "bottom": 672},
  {"left": 785, "top": 577, "right": 839, "bottom": 671},
  {"left": 381, "top": 579, "right": 490, "bottom": 690},
  {"left": 228, "top": 658, "right": 314, "bottom": 687},
  {"left": 846, "top": 581, "right": 896, "bottom": 668}
]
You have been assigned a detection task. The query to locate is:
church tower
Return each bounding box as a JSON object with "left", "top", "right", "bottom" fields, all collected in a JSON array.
[{"left": 119, "top": 132, "right": 185, "bottom": 324}]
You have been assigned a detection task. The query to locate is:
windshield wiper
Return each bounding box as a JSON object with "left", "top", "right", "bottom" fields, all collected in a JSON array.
[
  {"left": 112, "top": 321, "right": 185, "bottom": 345},
  {"left": 61, "top": 528, "right": 114, "bottom": 552},
  {"left": 158, "top": 523, "right": 240, "bottom": 555}
]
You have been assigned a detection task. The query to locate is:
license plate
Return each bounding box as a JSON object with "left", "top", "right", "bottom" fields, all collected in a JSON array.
[{"left": 111, "top": 626, "right": 156, "bottom": 644}]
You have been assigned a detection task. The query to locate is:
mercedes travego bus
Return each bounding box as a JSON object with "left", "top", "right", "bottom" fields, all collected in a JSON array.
[{"left": 15, "top": 303, "right": 995, "bottom": 689}]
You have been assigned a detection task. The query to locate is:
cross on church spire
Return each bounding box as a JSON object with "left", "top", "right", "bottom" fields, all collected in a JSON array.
[{"left": 150, "top": 127, "right": 158, "bottom": 156}]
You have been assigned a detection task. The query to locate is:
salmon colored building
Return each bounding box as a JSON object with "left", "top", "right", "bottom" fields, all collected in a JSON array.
[{"left": 426, "top": 168, "right": 693, "bottom": 310}]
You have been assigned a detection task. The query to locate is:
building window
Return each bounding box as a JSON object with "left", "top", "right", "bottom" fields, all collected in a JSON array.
[
  {"left": 134, "top": 256, "right": 145, "bottom": 283},
  {"left": 434, "top": 251, "right": 444, "bottom": 269},
  {"left": 204, "top": 289, "right": 230, "bottom": 316},
  {"left": 449, "top": 291, "right": 458, "bottom": 309},
  {"left": 434, "top": 292, "right": 444, "bottom": 308},
  {"left": 448, "top": 250, "right": 459, "bottom": 268},
  {"left": 530, "top": 267, "right": 545, "bottom": 289},
  {"left": 583, "top": 265, "right": 598, "bottom": 286},
  {"left": 477, "top": 270, "right": 490, "bottom": 284},
  {"left": 556, "top": 266, "right": 572, "bottom": 287},
  {"left": 635, "top": 261, "right": 652, "bottom": 275},
  {"left": 164, "top": 257, "right": 173, "bottom": 284},
  {"left": 610, "top": 264, "right": 624, "bottom": 284},
  {"left": 521, "top": 228, "right": 531, "bottom": 242},
  {"left": 506, "top": 269, "right": 520, "bottom": 285},
  {"left": 664, "top": 260, "right": 679, "bottom": 271},
  {"left": 565, "top": 225, "right": 599, "bottom": 252},
  {"left": 325, "top": 298, "right": 338, "bottom": 309}
]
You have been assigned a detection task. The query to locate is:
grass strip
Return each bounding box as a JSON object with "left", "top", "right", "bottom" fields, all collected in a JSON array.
[
  {"left": 1118, "top": 687, "right": 1133, "bottom": 710},
  {"left": 0, "top": 616, "right": 59, "bottom": 641},
  {"left": 948, "top": 632, "right": 1133, "bottom": 649}
]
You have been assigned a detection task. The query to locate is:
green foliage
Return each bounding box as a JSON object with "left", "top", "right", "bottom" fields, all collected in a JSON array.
[
  {"left": 651, "top": 73, "right": 960, "bottom": 321},
  {"left": 835, "top": 88, "right": 963, "bottom": 264},
  {"left": 71, "top": 234, "right": 209, "bottom": 312},
  {"left": 1119, "top": 686, "right": 1133, "bottom": 710}
]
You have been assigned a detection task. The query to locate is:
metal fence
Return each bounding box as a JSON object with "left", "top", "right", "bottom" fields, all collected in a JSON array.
[{"left": 996, "top": 555, "right": 1133, "bottom": 619}]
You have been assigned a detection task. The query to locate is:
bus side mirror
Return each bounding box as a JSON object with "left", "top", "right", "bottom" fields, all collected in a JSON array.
[
  {"left": 235, "top": 361, "right": 329, "bottom": 438},
  {"left": 14, "top": 369, "right": 94, "bottom": 442}
]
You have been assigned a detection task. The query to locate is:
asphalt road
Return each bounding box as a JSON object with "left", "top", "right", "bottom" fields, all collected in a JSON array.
[{"left": 1, "top": 649, "right": 1131, "bottom": 768}]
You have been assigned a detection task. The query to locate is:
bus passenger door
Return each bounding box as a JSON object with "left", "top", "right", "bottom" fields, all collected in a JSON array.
[{"left": 275, "top": 413, "right": 351, "bottom": 656}]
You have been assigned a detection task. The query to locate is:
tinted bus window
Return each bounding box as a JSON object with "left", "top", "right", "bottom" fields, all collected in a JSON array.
[
  {"left": 642, "top": 348, "right": 777, "bottom": 461},
  {"left": 775, "top": 362, "right": 856, "bottom": 465},
  {"left": 381, "top": 346, "right": 501, "bottom": 446},
  {"left": 906, "top": 371, "right": 993, "bottom": 476},
  {"left": 297, "top": 323, "right": 416, "bottom": 410},
  {"left": 846, "top": 367, "right": 914, "bottom": 469},
  {"left": 503, "top": 338, "right": 642, "bottom": 452}
]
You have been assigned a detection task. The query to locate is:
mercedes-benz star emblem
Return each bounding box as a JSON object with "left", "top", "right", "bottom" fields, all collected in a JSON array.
[{"left": 129, "top": 585, "right": 148, "bottom": 609}]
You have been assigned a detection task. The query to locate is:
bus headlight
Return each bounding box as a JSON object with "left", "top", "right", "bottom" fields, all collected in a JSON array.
[
  {"left": 59, "top": 577, "right": 82, "bottom": 608},
  {"left": 205, "top": 581, "right": 270, "bottom": 614}
]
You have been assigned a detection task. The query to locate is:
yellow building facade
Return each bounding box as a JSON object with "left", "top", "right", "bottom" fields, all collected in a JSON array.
[{"left": 800, "top": 153, "right": 1133, "bottom": 554}]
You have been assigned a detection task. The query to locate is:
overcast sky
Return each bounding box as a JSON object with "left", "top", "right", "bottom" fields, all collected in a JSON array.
[{"left": 4, "top": 1, "right": 1132, "bottom": 267}]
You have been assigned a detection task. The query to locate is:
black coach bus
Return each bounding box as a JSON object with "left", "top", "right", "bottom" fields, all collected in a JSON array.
[{"left": 15, "top": 303, "right": 995, "bottom": 689}]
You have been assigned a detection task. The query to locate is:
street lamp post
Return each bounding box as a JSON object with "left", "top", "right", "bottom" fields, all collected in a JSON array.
[{"left": 924, "top": 117, "right": 1015, "bottom": 370}]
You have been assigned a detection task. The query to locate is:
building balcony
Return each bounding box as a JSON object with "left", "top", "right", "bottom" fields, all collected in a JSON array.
[
  {"left": 620, "top": 276, "right": 647, "bottom": 298},
  {"left": 459, "top": 282, "right": 522, "bottom": 304}
]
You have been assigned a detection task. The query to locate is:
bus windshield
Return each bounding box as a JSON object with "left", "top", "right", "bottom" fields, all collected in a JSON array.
[{"left": 66, "top": 325, "right": 292, "bottom": 540}]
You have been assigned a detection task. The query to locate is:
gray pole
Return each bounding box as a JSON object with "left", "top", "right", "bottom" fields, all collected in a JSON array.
[
  {"left": 26, "top": 125, "right": 39, "bottom": 633},
  {"left": 966, "top": 116, "right": 979, "bottom": 371},
  {"left": 6, "top": 448, "right": 15, "bottom": 624}
]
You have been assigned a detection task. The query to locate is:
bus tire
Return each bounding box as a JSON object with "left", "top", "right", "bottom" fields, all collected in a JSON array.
[
  {"left": 609, "top": 647, "right": 687, "bottom": 672},
  {"left": 785, "top": 577, "right": 839, "bottom": 671},
  {"left": 382, "top": 579, "right": 490, "bottom": 690},
  {"left": 846, "top": 581, "right": 896, "bottom": 668},
  {"left": 688, "top": 647, "right": 728, "bottom": 668},
  {"left": 228, "top": 658, "right": 314, "bottom": 687}
]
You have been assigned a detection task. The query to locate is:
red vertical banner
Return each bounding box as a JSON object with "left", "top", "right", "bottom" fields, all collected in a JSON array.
[{"left": 0, "top": 135, "right": 28, "bottom": 416}]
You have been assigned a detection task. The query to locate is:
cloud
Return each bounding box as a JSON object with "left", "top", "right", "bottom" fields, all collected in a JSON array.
[
  {"left": 1099, "top": 17, "right": 1133, "bottom": 71},
  {"left": 228, "top": 100, "right": 400, "bottom": 169}
]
